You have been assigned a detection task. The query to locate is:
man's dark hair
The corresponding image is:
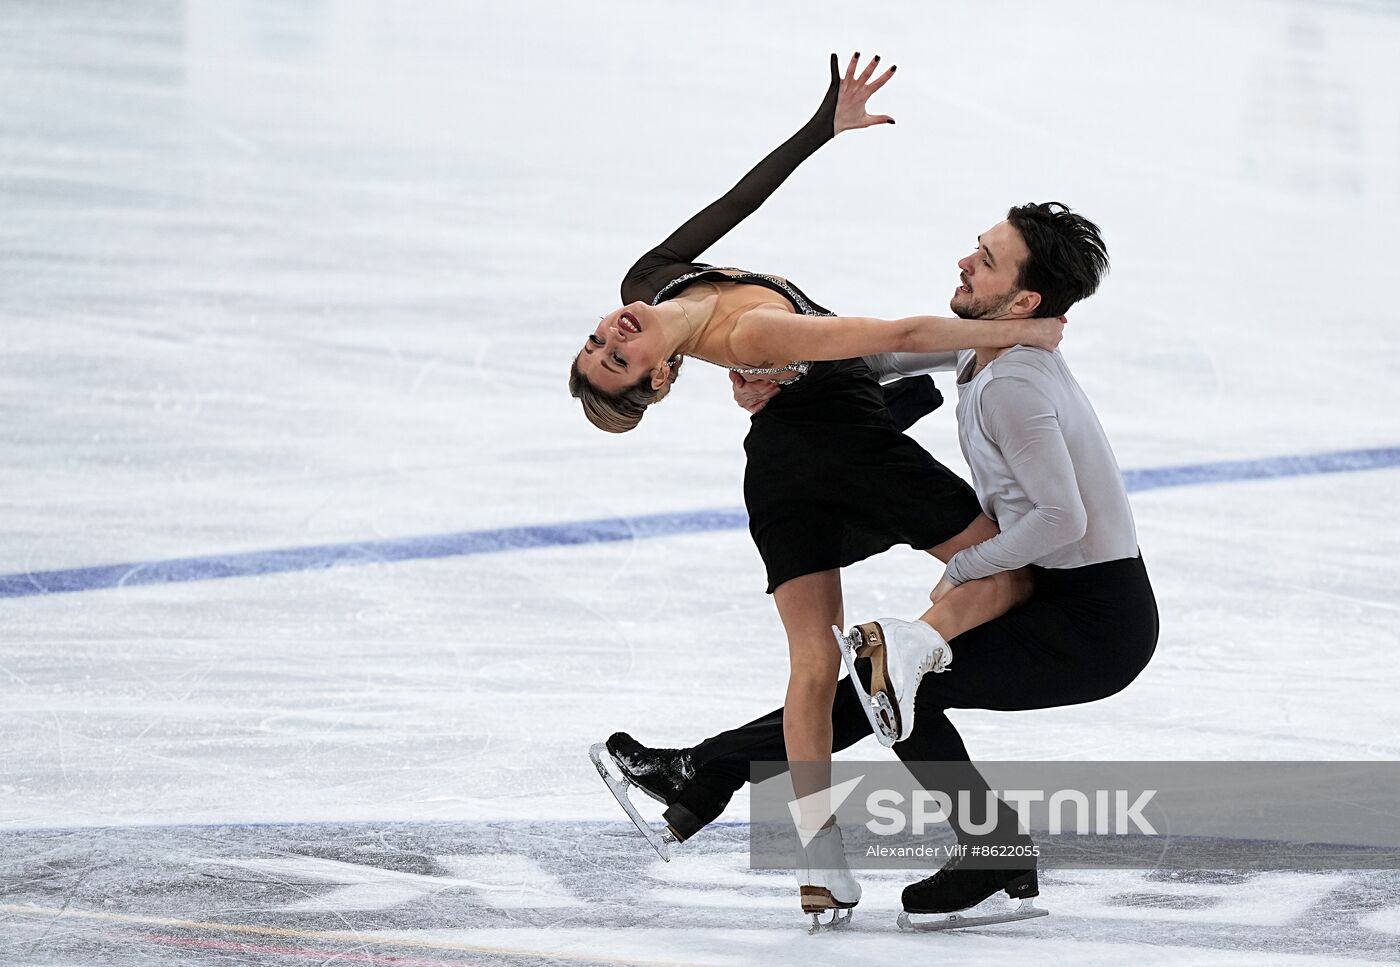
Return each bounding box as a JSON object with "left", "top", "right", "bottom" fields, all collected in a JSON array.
[{"left": 1005, "top": 202, "right": 1109, "bottom": 318}]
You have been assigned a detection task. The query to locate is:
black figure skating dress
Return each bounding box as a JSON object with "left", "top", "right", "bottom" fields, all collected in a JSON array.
[{"left": 619, "top": 59, "right": 980, "bottom": 592}]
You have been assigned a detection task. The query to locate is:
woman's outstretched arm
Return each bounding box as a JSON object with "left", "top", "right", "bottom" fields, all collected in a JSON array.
[
  {"left": 731, "top": 305, "right": 1065, "bottom": 364},
  {"left": 620, "top": 53, "right": 894, "bottom": 305}
]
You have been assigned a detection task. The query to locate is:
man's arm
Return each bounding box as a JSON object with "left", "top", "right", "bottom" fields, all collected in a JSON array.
[
  {"left": 863, "top": 351, "right": 961, "bottom": 383},
  {"left": 943, "top": 375, "right": 1087, "bottom": 586}
]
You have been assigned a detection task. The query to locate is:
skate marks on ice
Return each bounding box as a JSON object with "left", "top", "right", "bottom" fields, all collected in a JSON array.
[{"left": 2, "top": 823, "right": 1400, "bottom": 965}]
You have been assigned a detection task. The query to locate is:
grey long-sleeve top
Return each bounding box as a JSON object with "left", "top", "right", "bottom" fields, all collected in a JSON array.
[
  {"left": 946, "top": 347, "right": 1139, "bottom": 585},
  {"left": 863, "top": 351, "right": 960, "bottom": 383},
  {"left": 867, "top": 348, "right": 1139, "bottom": 585}
]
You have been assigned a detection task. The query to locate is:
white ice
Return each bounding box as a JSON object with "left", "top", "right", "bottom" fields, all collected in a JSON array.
[{"left": 2, "top": 1, "right": 1399, "bottom": 964}]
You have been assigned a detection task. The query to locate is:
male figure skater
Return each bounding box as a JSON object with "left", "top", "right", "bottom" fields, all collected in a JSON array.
[{"left": 599, "top": 201, "right": 1158, "bottom": 925}]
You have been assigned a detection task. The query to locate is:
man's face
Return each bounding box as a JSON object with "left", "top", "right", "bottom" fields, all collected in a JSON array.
[{"left": 950, "top": 220, "right": 1033, "bottom": 320}]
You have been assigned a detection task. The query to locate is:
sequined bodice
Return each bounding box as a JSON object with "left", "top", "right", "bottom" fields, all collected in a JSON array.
[{"left": 651, "top": 265, "right": 830, "bottom": 383}]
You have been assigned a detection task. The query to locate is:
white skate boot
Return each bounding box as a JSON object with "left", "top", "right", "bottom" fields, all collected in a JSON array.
[
  {"left": 832, "top": 618, "right": 952, "bottom": 747},
  {"left": 797, "top": 823, "right": 861, "bottom": 933}
]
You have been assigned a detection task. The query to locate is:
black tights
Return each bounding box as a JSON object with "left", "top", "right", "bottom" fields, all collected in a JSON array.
[{"left": 672, "top": 556, "right": 1159, "bottom": 840}]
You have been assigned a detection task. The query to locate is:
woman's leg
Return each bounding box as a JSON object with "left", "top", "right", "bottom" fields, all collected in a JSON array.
[
  {"left": 924, "top": 513, "right": 1034, "bottom": 640},
  {"left": 920, "top": 569, "right": 1034, "bottom": 640},
  {"left": 926, "top": 513, "right": 999, "bottom": 564},
  {"left": 773, "top": 568, "right": 844, "bottom": 828},
  {"left": 773, "top": 568, "right": 864, "bottom": 913}
]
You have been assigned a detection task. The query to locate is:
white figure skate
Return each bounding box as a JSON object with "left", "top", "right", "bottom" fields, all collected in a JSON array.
[
  {"left": 832, "top": 618, "right": 951, "bottom": 747},
  {"left": 797, "top": 823, "right": 861, "bottom": 933}
]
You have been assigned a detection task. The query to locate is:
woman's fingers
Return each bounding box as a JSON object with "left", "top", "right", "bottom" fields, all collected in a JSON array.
[
  {"left": 838, "top": 53, "right": 896, "bottom": 95},
  {"left": 854, "top": 113, "right": 894, "bottom": 128},
  {"left": 857, "top": 54, "right": 881, "bottom": 85},
  {"left": 867, "top": 63, "right": 896, "bottom": 94}
]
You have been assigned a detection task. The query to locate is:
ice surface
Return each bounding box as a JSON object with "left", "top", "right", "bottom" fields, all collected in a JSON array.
[
  {"left": 2, "top": 0, "right": 1399, "bottom": 963},
  {"left": 3, "top": 824, "right": 1399, "bottom": 964}
]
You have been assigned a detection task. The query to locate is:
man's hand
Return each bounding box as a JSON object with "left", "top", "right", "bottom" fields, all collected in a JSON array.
[
  {"left": 832, "top": 52, "right": 896, "bottom": 135},
  {"left": 731, "top": 371, "right": 782, "bottom": 415},
  {"left": 929, "top": 572, "right": 956, "bottom": 606}
]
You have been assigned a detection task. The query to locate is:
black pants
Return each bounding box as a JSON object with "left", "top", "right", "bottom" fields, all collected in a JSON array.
[{"left": 671, "top": 555, "right": 1159, "bottom": 840}]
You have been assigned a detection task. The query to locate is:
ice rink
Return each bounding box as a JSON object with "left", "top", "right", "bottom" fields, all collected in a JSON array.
[{"left": 3, "top": 0, "right": 1400, "bottom": 964}]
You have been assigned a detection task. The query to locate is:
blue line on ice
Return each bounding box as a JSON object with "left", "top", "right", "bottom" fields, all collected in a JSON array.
[{"left": 3, "top": 445, "right": 1396, "bottom": 599}]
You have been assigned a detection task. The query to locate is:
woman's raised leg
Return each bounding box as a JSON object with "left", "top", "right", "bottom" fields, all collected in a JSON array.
[
  {"left": 925, "top": 512, "right": 1034, "bottom": 638},
  {"left": 835, "top": 513, "right": 1033, "bottom": 745},
  {"left": 924, "top": 513, "right": 1033, "bottom": 639}
]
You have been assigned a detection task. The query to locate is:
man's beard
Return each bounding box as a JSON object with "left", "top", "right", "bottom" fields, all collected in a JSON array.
[{"left": 950, "top": 288, "right": 1019, "bottom": 320}]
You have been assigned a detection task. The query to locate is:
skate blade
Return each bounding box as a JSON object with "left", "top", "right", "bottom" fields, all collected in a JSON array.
[
  {"left": 807, "top": 907, "right": 854, "bottom": 934},
  {"left": 588, "top": 742, "right": 676, "bottom": 862},
  {"left": 896, "top": 898, "right": 1048, "bottom": 932},
  {"left": 800, "top": 885, "right": 859, "bottom": 914},
  {"left": 832, "top": 625, "right": 899, "bottom": 748}
]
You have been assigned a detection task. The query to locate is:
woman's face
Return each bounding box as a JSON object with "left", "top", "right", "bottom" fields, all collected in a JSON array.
[{"left": 574, "top": 302, "right": 670, "bottom": 394}]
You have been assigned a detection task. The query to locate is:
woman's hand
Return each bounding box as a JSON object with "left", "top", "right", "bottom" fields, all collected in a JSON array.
[
  {"left": 731, "top": 371, "right": 782, "bottom": 415},
  {"left": 832, "top": 52, "right": 896, "bottom": 135},
  {"left": 1023, "top": 315, "right": 1067, "bottom": 353}
]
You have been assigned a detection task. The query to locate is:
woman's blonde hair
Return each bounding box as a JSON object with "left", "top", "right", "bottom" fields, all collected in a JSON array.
[{"left": 568, "top": 355, "right": 683, "bottom": 433}]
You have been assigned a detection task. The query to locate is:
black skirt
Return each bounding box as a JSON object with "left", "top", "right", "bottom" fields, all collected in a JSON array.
[{"left": 744, "top": 357, "right": 981, "bottom": 593}]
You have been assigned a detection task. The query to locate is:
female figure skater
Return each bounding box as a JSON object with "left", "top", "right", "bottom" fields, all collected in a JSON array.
[
  {"left": 571, "top": 54, "right": 1059, "bottom": 923},
  {"left": 601, "top": 202, "right": 1158, "bottom": 929}
]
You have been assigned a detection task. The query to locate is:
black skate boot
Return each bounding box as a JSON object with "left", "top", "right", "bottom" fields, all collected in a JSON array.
[
  {"left": 603, "top": 732, "right": 709, "bottom": 843},
  {"left": 896, "top": 843, "right": 1048, "bottom": 931}
]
